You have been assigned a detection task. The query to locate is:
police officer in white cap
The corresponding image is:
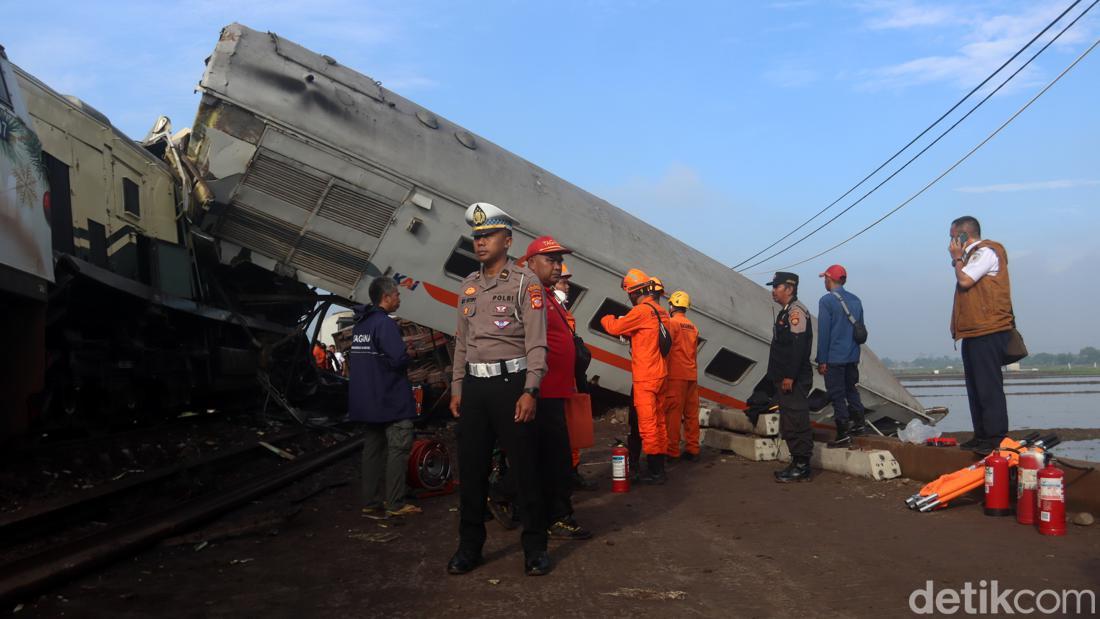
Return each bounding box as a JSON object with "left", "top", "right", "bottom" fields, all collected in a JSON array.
[{"left": 447, "top": 202, "right": 552, "bottom": 576}]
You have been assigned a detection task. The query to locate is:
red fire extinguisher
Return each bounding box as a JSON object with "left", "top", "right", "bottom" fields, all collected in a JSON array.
[
  {"left": 983, "top": 450, "right": 1011, "bottom": 516},
  {"left": 1016, "top": 450, "right": 1042, "bottom": 525},
  {"left": 611, "top": 440, "right": 630, "bottom": 493},
  {"left": 1037, "top": 457, "right": 1066, "bottom": 536}
]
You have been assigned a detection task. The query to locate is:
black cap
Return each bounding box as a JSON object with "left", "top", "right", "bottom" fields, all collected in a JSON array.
[{"left": 766, "top": 271, "right": 799, "bottom": 287}]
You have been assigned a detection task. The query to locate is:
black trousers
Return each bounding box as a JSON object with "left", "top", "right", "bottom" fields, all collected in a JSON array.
[
  {"left": 536, "top": 398, "right": 574, "bottom": 523},
  {"left": 824, "top": 363, "right": 864, "bottom": 424},
  {"left": 457, "top": 374, "right": 547, "bottom": 555},
  {"left": 778, "top": 379, "right": 813, "bottom": 459},
  {"left": 961, "top": 331, "right": 1010, "bottom": 441}
]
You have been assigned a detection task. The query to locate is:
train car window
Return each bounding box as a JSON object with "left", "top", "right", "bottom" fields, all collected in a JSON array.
[
  {"left": 563, "top": 281, "right": 586, "bottom": 311},
  {"left": 704, "top": 347, "right": 755, "bottom": 384},
  {"left": 588, "top": 298, "right": 632, "bottom": 337},
  {"left": 444, "top": 237, "right": 479, "bottom": 278},
  {"left": 122, "top": 178, "right": 140, "bottom": 217}
]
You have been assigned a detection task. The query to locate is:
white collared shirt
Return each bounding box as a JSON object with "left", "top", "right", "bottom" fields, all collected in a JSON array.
[{"left": 961, "top": 240, "right": 999, "bottom": 282}]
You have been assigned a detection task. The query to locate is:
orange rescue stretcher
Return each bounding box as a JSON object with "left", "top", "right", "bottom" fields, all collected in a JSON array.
[{"left": 905, "top": 433, "right": 1059, "bottom": 512}]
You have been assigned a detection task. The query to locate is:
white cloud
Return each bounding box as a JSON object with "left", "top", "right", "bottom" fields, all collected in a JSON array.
[
  {"left": 860, "top": 1, "right": 1095, "bottom": 91},
  {"left": 954, "top": 179, "right": 1100, "bottom": 193},
  {"left": 862, "top": 2, "right": 959, "bottom": 30}
]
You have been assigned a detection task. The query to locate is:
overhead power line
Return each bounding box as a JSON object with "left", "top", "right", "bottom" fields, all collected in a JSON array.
[
  {"left": 738, "top": 0, "right": 1098, "bottom": 273},
  {"left": 731, "top": 0, "right": 1084, "bottom": 271},
  {"left": 764, "top": 35, "right": 1100, "bottom": 274}
]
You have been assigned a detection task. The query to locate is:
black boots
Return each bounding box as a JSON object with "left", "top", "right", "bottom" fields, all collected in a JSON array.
[
  {"left": 828, "top": 421, "right": 852, "bottom": 448},
  {"left": 447, "top": 549, "right": 484, "bottom": 575},
  {"left": 849, "top": 411, "right": 867, "bottom": 437},
  {"left": 638, "top": 454, "right": 668, "bottom": 485},
  {"left": 774, "top": 457, "right": 812, "bottom": 483}
]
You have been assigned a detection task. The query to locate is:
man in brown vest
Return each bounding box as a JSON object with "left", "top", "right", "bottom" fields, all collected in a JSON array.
[{"left": 948, "top": 216, "right": 1014, "bottom": 455}]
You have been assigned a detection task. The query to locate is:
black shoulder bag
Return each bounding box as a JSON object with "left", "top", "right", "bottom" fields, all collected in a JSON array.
[
  {"left": 550, "top": 297, "right": 592, "bottom": 375},
  {"left": 831, "top": 291, "right": 868, "bottom": 345},
  {"left": 647, "top": 305, "right": 672, "bottom": 357}
]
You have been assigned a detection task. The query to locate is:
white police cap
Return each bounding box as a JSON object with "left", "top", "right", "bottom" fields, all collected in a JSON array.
[{"left": 465, "top": 202, "right": 515, "bottom": 237}]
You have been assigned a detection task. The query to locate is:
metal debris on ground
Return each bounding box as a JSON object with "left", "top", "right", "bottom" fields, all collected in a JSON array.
[
  {"left": 602, "top": 588, "right": 687, "bottom": 601},
  {"left": 258, "top": 441, "right": 297, "bottom": 460},
  {"left": 229, "top": 558, "right": 255, "bottom": 565},
  {"left": 193, "top": 541, "right": 209, "bottom": 552}
]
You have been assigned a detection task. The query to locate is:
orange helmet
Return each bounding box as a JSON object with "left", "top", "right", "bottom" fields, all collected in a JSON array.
[
  {"left": 560, "top": 263, "right": 572, "bottom": 279},
  {"left": 621, "top": 268, "right": 651, "bottom": 292}
]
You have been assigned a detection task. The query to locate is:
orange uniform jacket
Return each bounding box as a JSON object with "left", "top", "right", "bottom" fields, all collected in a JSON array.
[
  {"left": 600, "top": 298, "right": 669, "bottom": 382},
  {"left": 667, "top": 313, "right": 699, "bottom": 380}
]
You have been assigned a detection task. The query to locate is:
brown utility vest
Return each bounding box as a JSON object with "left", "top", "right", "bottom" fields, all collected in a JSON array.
[{"left": 950, "top": 240, "right": 1015, "bottom": 340}]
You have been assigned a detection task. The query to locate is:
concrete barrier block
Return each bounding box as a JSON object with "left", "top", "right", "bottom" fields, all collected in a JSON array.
[
  {"left": 777, "top": 441, "right": 902, "bottom": 481},
  {"left": 701, "top": 428, "right": 778, "bottom": 461},
  {"left": 698, "top": 407, "right": 779, "bottom": 437}
]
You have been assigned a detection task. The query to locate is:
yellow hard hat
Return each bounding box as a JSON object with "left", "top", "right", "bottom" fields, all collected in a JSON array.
[
  {"left": 650, "top": 277, "right": 664, "bottom": 293},
  {"left": 669, "top": 290, "right": 690, "bottom": 309},
  {"left": 622, "top": 268, "right": 651, "bottom": 292}
]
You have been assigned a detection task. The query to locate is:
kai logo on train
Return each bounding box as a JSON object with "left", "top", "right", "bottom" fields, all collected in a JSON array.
[{"left": 392, "top": 273, "right": 421, "bottom": 291}]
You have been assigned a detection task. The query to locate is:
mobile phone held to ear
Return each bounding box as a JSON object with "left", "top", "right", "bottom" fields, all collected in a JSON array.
[{"left": 955, "top": 231, "right": 969, "bottom": 245}]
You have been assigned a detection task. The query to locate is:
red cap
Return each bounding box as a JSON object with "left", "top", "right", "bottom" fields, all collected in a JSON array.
[
  {"left": 819, "top": 264, "right": 847, "bottom": 281},
  {"left": 523, "top": 235, "right": 572, "bottom": 262}
]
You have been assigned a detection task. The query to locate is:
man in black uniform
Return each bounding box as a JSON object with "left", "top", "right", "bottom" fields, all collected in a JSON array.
[
  {"left": 766, "top": 272, "right": 814, "bottom": 483},
  {"left": 447, "top": 202, "right": 551, "bottom": 577}
]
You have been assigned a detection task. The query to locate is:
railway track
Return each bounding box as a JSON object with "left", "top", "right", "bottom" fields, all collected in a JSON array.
[{"left": 0, "top": 425, "right": 362, "bottom": 606}]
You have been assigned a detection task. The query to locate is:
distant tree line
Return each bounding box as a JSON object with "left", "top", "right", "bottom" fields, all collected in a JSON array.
[{"left": 883, "top": 347, "right": 1100, "bottom": 370}]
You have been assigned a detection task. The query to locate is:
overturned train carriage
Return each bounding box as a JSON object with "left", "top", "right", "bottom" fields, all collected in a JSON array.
[
  {"left": 188, "top": 23, "right": 939, "bottom": 431},
  {"left": 9, "top": 64, "right": 323, "bottom": 432}
]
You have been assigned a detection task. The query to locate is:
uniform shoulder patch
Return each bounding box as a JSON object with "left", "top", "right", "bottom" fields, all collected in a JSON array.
[
  {"left": 528, "top": 283, "right": 543, "bottom": 309},
  {"left": 789, "top": 306, "right": 807, "bottom": 333}
]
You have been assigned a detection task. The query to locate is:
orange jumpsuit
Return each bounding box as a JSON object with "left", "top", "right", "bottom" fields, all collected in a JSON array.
[
  {"left": 600, "top": 298, "right": 670, "bottom": 456},
  {"left": 664, "top": 312, "right": 700, "bottom": 457},
  {"left": 312, "top": 344, "right": 327, "bottom": 369}
]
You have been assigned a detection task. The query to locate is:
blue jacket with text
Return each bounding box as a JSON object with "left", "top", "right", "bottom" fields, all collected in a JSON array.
[{"left": 348, "top": 305, "right": 416, "bottom": 424}]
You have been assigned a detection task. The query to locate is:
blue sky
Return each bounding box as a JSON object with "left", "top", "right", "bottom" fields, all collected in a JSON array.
[{"left": 10, "top": 0, "right": 1099, "bottom": 359}]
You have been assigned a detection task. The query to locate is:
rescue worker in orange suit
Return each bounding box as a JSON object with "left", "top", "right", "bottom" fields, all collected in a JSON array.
[
  {"left": 766, "top": 271, "right": 814, "bottom": 483},
  {"left": 522, "top": 238, "right": 593, "bottom": 540},
  {"left": 554, "top": 263, "right": 597, "bottom": 491},
  {"left": 600, "top": 270, "right": 671, "bottom": 484},
  {"left": 664, "top": 291, "right": 701, "bottom": 461}
]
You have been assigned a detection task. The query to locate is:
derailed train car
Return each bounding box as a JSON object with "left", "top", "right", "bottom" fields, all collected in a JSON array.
[
  {"left": 185, "top": 24, "right": 941, "bottom": 431},
  {"left": 2, "top": 60, "right": 328, "bottom": 440}
]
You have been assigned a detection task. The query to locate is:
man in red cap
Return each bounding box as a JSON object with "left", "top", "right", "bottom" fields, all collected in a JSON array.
[
  {"left": 816, "top": 264, "right": 867, "bottom": 447},
  {"left": 523, "top": 236, "right": 592, "bottom": 540}
]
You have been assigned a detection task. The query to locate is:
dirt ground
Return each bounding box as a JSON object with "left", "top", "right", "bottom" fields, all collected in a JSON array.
[{"left": 16, "top": 417, "right": 1100, "bottom": 618}]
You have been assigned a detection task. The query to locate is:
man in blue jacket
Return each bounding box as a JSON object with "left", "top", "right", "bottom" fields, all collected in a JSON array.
[
  {"left": 816, "top": 265, "right": 867, "bottom": 447},
  {"left": 350, "top": 277, "right": 421, "bottom": 517}
]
